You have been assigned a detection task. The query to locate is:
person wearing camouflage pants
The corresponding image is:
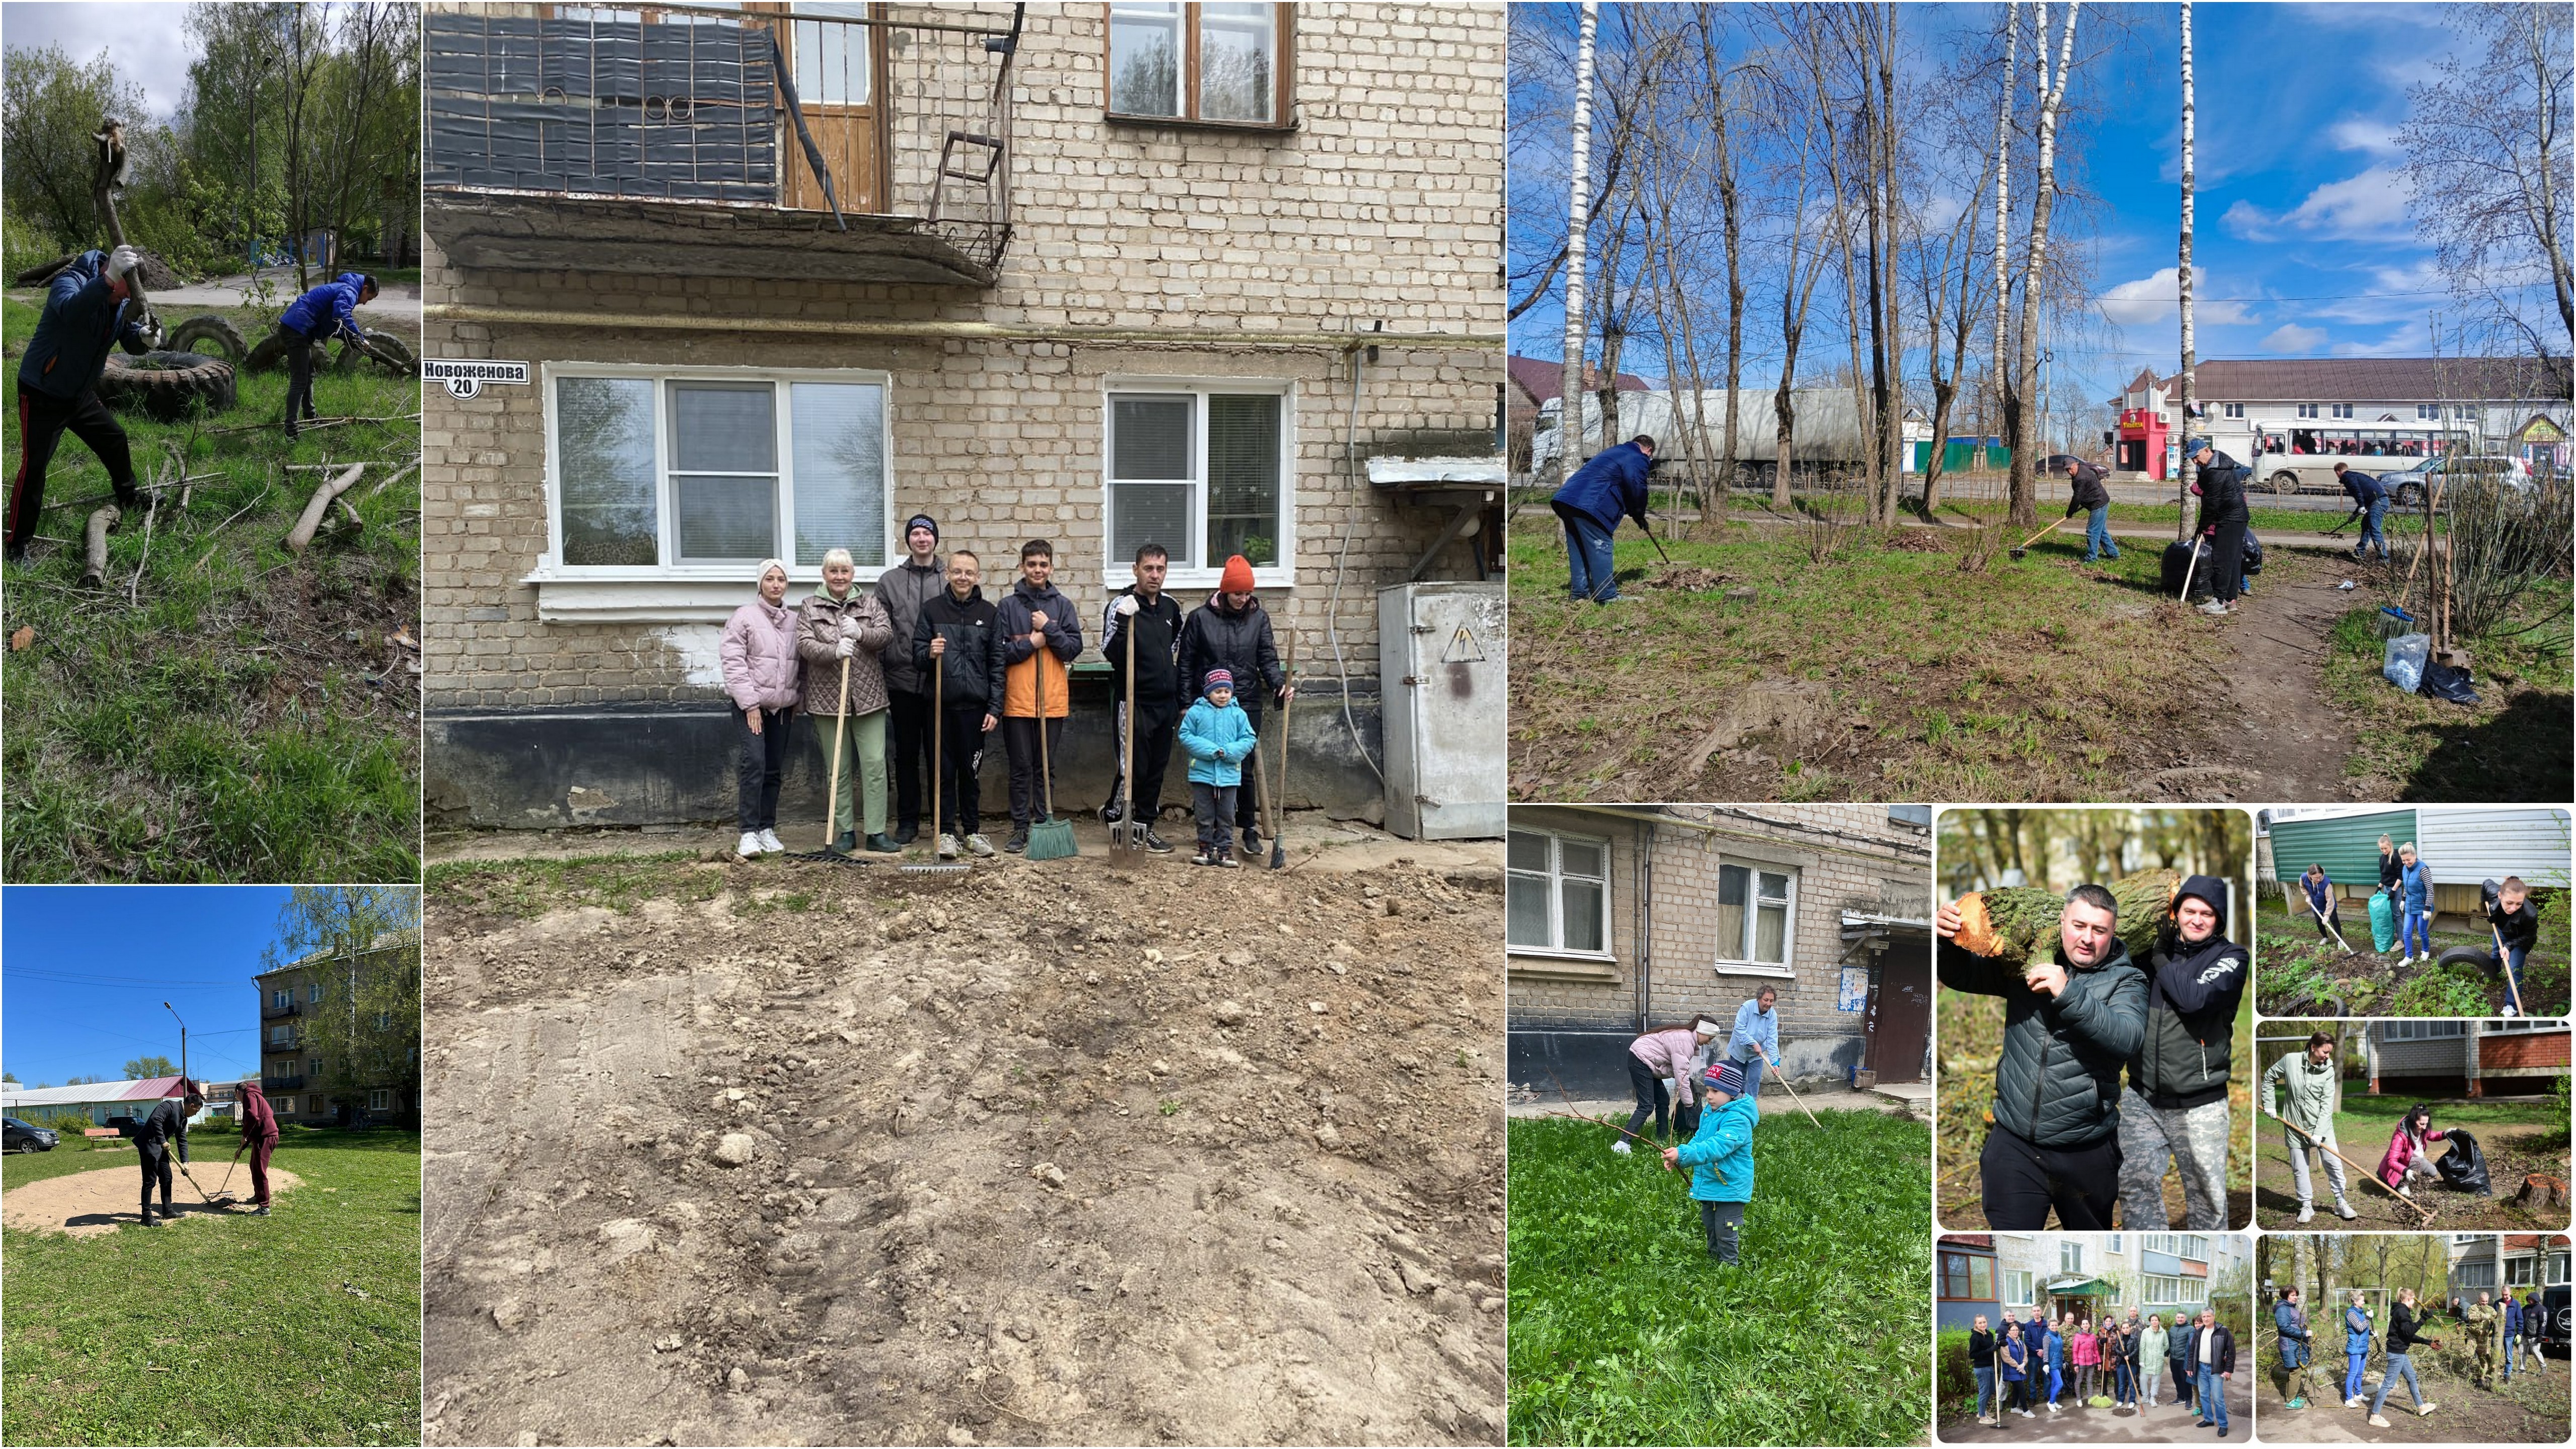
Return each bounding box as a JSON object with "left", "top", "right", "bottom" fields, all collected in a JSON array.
[
  {"left": 2118, "top": 1093, "right": 2231, "bottom": 1229},
  {"left": 2116, "top": 875, "right": 2245, "bottom": 1230}
]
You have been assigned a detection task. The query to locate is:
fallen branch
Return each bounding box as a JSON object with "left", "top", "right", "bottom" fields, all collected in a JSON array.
[
  {"left": 127, "top": 493, "right": 158, "bottom": 607},
  {"left": 79, "top": 506, "right": 119, "bottom": 588},
  {"left": 363, "top": 458, "right": 421, "bottom": 499},
  {"left": 202, "top": 411, "right": 421, "bottom": 437},
  {"left": 284, "top": 463, "right": 364, "bottom": 556}
]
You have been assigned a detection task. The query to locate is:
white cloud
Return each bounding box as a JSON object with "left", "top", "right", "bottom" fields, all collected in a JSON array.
[
  {"left": 2330, "top": 326, "right": 2424, "bottom": 358},
  {"left": 0, "top": 3, "right": 196, "bottom": 121},
  {"left": 2220, "top": 168, "right": 2418, "bottom": 243},
  {"left": 2097, "top": 267, "right": 2255, "bottom": 327},
  {"left": 2262, "top": 324, "right": 2329, "bottom": 353},
  {"left": 2327, "top": 117, "right": 2403, "bottom": 157}
]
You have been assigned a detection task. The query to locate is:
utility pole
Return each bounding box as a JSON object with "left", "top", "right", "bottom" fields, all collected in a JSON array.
[{"left": 163, "top": 1001, "right": 188, "bottom": 1091}]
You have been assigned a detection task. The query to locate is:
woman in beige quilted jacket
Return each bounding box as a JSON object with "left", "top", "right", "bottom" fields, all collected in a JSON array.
[{"left": 796, "top": 547, "right": 897, "bottom": 855}]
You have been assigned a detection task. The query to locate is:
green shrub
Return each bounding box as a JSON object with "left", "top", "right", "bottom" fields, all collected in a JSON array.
[
  {"left": 1937, "top": 1328, "right": 1976, "bottom": 1410},
  {"left": 2389, "top": 964, "right": 2490, "bottom": 1017}
]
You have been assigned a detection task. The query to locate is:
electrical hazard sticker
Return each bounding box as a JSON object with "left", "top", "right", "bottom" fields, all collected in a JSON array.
[{"left": 1440, "top": 625, "right": 1486, "bottom": 664}]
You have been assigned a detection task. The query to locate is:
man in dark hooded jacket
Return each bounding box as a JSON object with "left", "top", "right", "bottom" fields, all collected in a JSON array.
[
  {"left": 2185, "top": 437, "right": 2252, "bottom": 615},
  {"left": 1549, "top": 434, "right": 1655, "bottom": 602},
  {"left": 7, "top": 246, "right": 157, "bottom": 562},
  {"left": 232, "top": 1076, "right": 281, "bottom": 1216},
  {"left": 2118, "top": 874, "right": 2246, "bottom": 1231},
  {"left": 133, "top": 1079, "right": 202, "bottom": 1226},
  {"left": 1177, "top": 555, "right": 1292, "bottom": 850},
  {"left": 1938, "top": 883, "right": 2149, "bottom": 1229}
]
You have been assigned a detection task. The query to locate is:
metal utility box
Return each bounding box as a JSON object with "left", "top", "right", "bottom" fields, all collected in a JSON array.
[{"left": 1378, "top": 582, "right": 1505, "bottom": 840}]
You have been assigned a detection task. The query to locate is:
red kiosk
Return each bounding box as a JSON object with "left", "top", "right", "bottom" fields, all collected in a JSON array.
[{"left": 2116, "top": 407, "right": 2170, "bottom": 479}]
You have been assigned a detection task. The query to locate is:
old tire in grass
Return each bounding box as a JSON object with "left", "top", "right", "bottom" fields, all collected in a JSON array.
[
  {"left": 166, "top": 313, "right": 249, "bottom": 364},
  {"left": 97, "top": 349, "right": 237, "bottom": 423},
  {"left": 330, "top": 328, "right": 417, "bottom": 376},
  {"left": 2437, "top": 944, "right": 2498, "bottom": 976}
]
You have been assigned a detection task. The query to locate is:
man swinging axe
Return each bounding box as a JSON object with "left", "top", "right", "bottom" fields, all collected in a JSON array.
[
  {"left": 232, "top": 1074, "right": 280, "bottom": 1216},
  {"left": 133, "top": 1077, "right": 202, "bottom": 1226},
  {"left": 6, "top": 245, "right": 159, "bottom": 564}
]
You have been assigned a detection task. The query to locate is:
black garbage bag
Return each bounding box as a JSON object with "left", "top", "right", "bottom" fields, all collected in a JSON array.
[
  {"left": 2420, "top": 659, "right": 2481, "bottom": 705},
  {"left": 2436, "top": 1128, "right": 2493, "bottom": 1194},
  {"left": 2242, "top": 533, "right": 2265, "bottom": 578}
]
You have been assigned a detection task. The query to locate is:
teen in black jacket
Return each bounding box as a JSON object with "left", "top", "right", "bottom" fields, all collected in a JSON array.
[
  {"left": 1100, "top": 544, "right": 1184, "bottom": 849},
  {"left": 910, "top": 553, "right": 1005, "bottom": 854}
]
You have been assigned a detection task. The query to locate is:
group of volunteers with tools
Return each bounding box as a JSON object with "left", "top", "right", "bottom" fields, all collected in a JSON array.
[
  {"left": 2269, "top": 1278, "right": 2552, "bottom": 1430},
  {"left": 1965, "top": 1304, "right": 2241, "bottom": 1433},
  {"left": 2294, "top": 834, "right": 2546, "bottom": 1014},
  {"left": 718, "top": 518, "right": 1295, "bottom": 870},
  {"left": 118, "top": 1075, "right": 281, "bottom": 1227}
]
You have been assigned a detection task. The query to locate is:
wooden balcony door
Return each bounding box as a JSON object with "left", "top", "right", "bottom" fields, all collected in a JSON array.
[{"left": 754, "top": 3, "right": 887, "bottom": 214}]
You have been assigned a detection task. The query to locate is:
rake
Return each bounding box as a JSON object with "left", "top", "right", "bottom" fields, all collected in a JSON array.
[
  {"left": 1268, "top": 629, "right": 1293, "bottom": 870},
  {"left": 1023, "top": 642, "right": 1078, "bottom": 860},
  {"left": 2493, "top": 920, "right": 2525, "bottom": 1016},
  {"left": 1756, "top": 1048, "right": 1824, "bottom": 1128},
  {"left": 1109, "top": 617, "right": 1139, "bottom": 863},
  {"left": 2009, "top": 516, "right": 2072, "bottom": 560},
  {"left": 904, "top": 652, "right": 969, "bottom": 874},
  {"left": 2282, "top": 1118, "right": 2432, "bottom": 1224},
  {"left": 2304, "top": 889, "right": 2355, "bottom": 953}
]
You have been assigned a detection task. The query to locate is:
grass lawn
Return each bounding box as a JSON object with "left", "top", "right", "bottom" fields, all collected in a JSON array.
[
  {"left": 1506, "top": 513, "right": 2238, "bottom": 801},
  {"left": 1, "top": 1125, "right": 421, "bottom": 1446},
  {"left": 2317, "top": 585, "right": 2572, "bottom": 800},
  {"left": 2255, "top": 901, "right": 2569, "bottom": 1017},
  {"left": 1938, "top": 985, "right": 2254, "bottom": 1230},
  {"left": 1507, "top": 1112, "right": 1930, "bottom": 1446},
  {"left": 2, "top": 296, "right": 420, "bottom": 881}
]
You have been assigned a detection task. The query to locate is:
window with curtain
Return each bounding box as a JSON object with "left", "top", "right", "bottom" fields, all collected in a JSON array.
[
  {"left": 2005, "top": 1270, "right": 2032, "bottom": 1306},
  {"left": 1940, "top": 1252, "right": 1994, "bottom": 1300},
  {"left": 1714, "top": 861, "right": 1796, "bottom": 968},
  {"left": 1106, "top": 386, "right": 1286, "bottom": 574},
  {"left": 1105, "top": 1, "right": 1286, "bottom": 125},
  {"left": 1506, "top": 829, "right": 1608, "bottom": 955},
  {"left": 551, "top": 370, "right": 891, "bottom": 571}
]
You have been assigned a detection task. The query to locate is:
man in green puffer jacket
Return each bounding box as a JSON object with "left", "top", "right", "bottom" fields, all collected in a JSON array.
[
  {"left": 2118, "top": 873, "right": 2248, "bottom": 1231},
  {"left": 1939, "top": 883, "right": 2148, "bottom": 1230}
]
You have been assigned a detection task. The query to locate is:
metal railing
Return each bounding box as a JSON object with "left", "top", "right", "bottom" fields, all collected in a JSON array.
[
  {"left": 265, "top": 1075, "right": 306, "bottom": 1091},
  {"left": 261, "top": 1001, "right": 303, "bottom": 1020},
  {"left": 426, "top": 2, "right": 1018, "bottom": 268}
]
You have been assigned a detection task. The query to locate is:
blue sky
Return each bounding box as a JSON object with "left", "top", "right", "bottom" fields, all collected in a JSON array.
[
  {"left": 1510, "top": 4, "right": 2524, "bottom": 415},
  {"left": 0, "top": 3, "right": 199, "bottom": 120},
  {"left": 2, "top": 887, "right": 291, "bottom": 1089}
]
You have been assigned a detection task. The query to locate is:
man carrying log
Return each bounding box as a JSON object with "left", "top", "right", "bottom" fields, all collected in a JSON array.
[
  {"left": 1937, "top": 883, "right": 2149, "bottom": 1229},
  {"left": 2118, "top": 875, "right": 2246, "bottom": 1231},
  {"left": 1549, "top": 433, "right": 1654, "bottom": 604},
  {"left": 2263, "top": 1030, "right": 2357, "bottom": 1223},
  {"left": 6, "top": 246, "right": 158, "bottom": 564}
]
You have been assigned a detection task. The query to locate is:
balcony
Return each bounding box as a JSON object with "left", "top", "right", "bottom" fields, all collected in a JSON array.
[
  {"left": 265, "top": 1075, "right": 306, "bottom": 1092},
  {"left": 426, "top": 3, "right": 1019, "bottom": 286},
  {"left": 262, "top": 1001, "right": 303, "bottom": 1020}
]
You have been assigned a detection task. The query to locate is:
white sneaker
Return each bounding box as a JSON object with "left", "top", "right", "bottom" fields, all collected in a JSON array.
[
  {"left": 2368, "top": 1414, "right": 2390, "bottom": 1428},
  {"left": 757, "top": 828, "right": 786, "bottom": 854},
  {"left": 936, "top": 832, "right": 959, "bottom": 859},
  {"left": 2197, "top": 599, "right": 2230, "bottom": 616},
  {"left": 965, "top": 833, "right": 997, "bottom": 858},
  {"left": 2336, "top": 1199, "right": 2358, "bottom": 1219},
  {"left": 1611, "top": 1139, "right": 1632, "bottom": 1156},
  {"left": 2298, "top": 1204, "right": 2315, "bottom": 1223},
  {"left": 2344, "top": 1397, "right": 2362, "bottom": 1409},
  {"left": 736, "top": 832, "right": 762, "bottom": 860},
  {"left": 2418, "top": 1403, "right": 2435, "bottom": 1417}
]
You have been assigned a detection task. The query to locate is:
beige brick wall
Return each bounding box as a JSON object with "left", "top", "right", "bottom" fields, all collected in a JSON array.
[
  {"left": 1508, "top": 807, "right": 1934, "bottom": 1078},
  {"left": 423, "top": 3, "right": 1502, "bottom": 708}
]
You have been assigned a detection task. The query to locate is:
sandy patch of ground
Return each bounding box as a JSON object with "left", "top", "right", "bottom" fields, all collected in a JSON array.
[{"left": 3, "top": 1161, "right": 304, "bottom": 1237}]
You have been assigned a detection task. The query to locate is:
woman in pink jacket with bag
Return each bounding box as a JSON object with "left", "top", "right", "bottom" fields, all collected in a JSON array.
[
  {"left": 2376, "top": 1103, "right": 2449, "bottom": 1197},
  {"left": 720, "top": 559, "right": 803, "bottom": 859}
]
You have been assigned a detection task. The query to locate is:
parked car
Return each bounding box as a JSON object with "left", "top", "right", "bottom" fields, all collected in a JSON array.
[
  {"left": 4, "top": 1116, "right": 59, "bottom": 1153},
  {"left": 2547, "top": 1283, "right": 2569, "bottom": 1359},
  {"left": 2385, "top": 453, "right": 2536, "bottom": 505}
]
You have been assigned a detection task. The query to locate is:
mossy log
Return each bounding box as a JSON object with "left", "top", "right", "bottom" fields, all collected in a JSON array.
[{"left": 1952, "top": 869, "right": 2182, "bottom": 970}]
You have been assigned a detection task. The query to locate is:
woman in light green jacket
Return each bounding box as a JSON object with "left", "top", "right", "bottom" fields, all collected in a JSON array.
[{"left": 2138, "top": 1316, "right": 2172, "bottom": 1409}]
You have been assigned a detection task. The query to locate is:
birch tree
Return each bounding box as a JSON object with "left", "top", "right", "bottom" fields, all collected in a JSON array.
[
  {"left": 1990, "top": 3, "right": 2018, "bottom": 478},
  {"left": 2176, "top": 0, "right": 2198, "bottom": 540},
  {"left": 2004, "top": 2, "right": 2080, "bottom": 530},
  {"left": 1560, "top": 2, "right": 1600, "bottom": 473}
]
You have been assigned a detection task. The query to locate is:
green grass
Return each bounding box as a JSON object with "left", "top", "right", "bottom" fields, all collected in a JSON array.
[
  {"left": 1507, "top": 1112, "right": 1930, "bottom": 1446},
  {"left": 2, "top": 301, "right": 420, "bottom": 881},
  {"left": 2317, "top": 590, "right": 2573, "bottom": 800},
  {"left": 1, "top": 1126, "right": 421, "bottom": 1446}
]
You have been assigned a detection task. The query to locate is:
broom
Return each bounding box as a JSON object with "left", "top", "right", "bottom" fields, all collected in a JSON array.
[
  {"left": 1024, "top": 637, "right": 1078, "bottom": 860},
  {"left": 903, "top": 651, "right": 968, "bottom": 874}
]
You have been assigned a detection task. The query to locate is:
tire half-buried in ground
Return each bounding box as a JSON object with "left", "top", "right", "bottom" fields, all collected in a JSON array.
[
  {"left": 97, "top": 349, "right": 238, "bottom": 423},
  {"left": 165, "top": 312, "right": 249, "bottom": 364}
]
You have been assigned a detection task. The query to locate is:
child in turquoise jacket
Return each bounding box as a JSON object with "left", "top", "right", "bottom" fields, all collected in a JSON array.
[
  {"left": 1663, "top": 1058, "right": 1758, "bottom": 1264},
  {"left": 1178, "top": 667, "right": 1258, "bottom": 867}
]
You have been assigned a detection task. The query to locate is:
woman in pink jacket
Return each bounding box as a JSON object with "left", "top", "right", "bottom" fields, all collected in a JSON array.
[
  {"left": 2377, "top": 1103, "right": 2449, "bottom": 1196},
  {"left": 1617, "top": 1017, "right": 1723, "bottom": 1153},
  {"left": 720, "top": 558, "right": 803, "bottom": 859},
  {"left": 2069, "top": 1318, "right": 2101, "bottom": 1403}
]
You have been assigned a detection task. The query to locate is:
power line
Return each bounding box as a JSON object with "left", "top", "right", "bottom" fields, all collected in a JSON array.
[{"left": 4, "top": 969, "right": 256, "bottom": 988}]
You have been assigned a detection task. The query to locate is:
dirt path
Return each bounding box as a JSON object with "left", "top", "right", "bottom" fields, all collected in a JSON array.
[
  {"left": 2162, "top": 558, "right": 2367, "bottom": 802},
  {"left": 423, "top": 857, "right": 1505, "bottom": 1446},
  {"left": 2253, "top": 1347, "right": 2567, "bottom": 1441},
  {"left": 1938, "top": 1374, "right": 2252, "bottom": 1442},
  {"left": 2, "top": 1161, "right": 302, "bottom": 1237}
]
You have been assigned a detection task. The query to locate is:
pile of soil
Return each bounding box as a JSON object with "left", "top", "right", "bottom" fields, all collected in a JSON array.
[
  {"left": 1647, "top": 562, "right": 1730, "bottom": 591},
  {"left": 2, "top": 1161, "right": 302, "bottom": 1237},
  {"left": 12, "top": 250, "right": 185, "bottom": 291},
  {"left": 423, "top": 855, "right": 1506, "bottom": 1446}
]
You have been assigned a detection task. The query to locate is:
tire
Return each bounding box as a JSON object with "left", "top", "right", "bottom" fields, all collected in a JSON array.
[
  {"left": 2394, "top": 482, "right": 2423, "bottom": 508},
  {"left": 2436, "top": 944, "right": 2496, "bottom": 974},
  {"left": 166, "top": 313, "right": 248, "bottom": 364},
  {"left": 330, "top": 328, "right": 417, "bottom": 376},
  {"left": 243, "top": 328, "right": 293, "bottom": 373},
  {"left": 97, "top": 349, "right": 238, "bottom": 423},
  {"left": 2267, "top": 471, "right": 2300, "bottom": 493}
]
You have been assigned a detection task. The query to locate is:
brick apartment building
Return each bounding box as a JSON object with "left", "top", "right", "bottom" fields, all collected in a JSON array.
[
  {"left": 256, "top": 934, "right": 423, "bottom": 1128},
  {"left": 418, "top": 2, "right": 1503, "bottom": 829},
  {"left": 1505, "top": 804, "right": 1934, "bottom": 1096}
]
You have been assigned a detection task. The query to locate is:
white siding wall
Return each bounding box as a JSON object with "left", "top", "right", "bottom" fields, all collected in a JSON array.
[{"left": 2416, "top": 809, "right": 2570, "bottom": 887}]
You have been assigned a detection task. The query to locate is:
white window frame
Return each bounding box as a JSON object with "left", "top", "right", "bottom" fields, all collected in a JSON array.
[
  {"left": 2506, "top": 1255, "right": 2538, "bottom": 1287},
  {"left": 2183, "top": 1235, "right": 2209, "bottom": 1262},
  {"left": 2005, "top": 1269, "right": 2033, "bottom": 1306},
  {"left": 2061, "top": 1240, "right": 2085, "bottom": 1274},
  {"left": 1102, "top": 376, "right": 1297, "bottom": 593},
  {"left": 271, "top": 988, "right": 289, "bottom": 1010},
  {"left": 2384, "top": 1020, "right": 2466, "bottom": 1041},
  {"left": 276, "top": 1096, "right": 294, "bottom": 1115},
  {"left": 2549, "top": 1254, "right": 2570, "bottom": 1288},
  {"left": 2332, "top": 403, "right": 2355, "bottom": 419},
  {"left": 368, "top": 1088, "right": 392, "bottom": 1112},
  {"left": 1710, "top": 855, "right": 1799, "bottom": 977},
  {"left": 2297, "top": 403, "right": 2320, "bottom": 419},
  {"left": 307, "top": 982, "right": 323, "bottom": 1005},
  {"left": 268, "top": 1025, "right": 292, "bottom": 1046},
  {"left": 527, "top": 362, "right": 899, "bottom": 619},
  {"left": 2222, "top": 403, "right": 2244, "bottom": 419},
  {"left": 2459, "top": 1261, "right": 2498, "bottom": 1290},
  {"left": 1506, "top": 828, "right": 1613, "bottom": 960},
  {"left": 2418, "top": 404, "right": 2442, "bottom": 420}
]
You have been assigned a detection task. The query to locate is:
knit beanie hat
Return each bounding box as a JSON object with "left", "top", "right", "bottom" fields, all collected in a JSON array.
[
  {"left": 1203, "top": 668, "right": 1235, "bottom": 696},
  {"left": 905, "top": 514, "right": 939, "bottom": 544},
  {"left": 1703, "top": 1059, "right": 1746, "bottom": 1098},
  {"left": 1220, "top": 555, "right": 1255, "bottom": 593}
]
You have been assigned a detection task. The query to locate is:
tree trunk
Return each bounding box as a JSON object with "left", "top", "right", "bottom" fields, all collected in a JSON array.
[
  {"left": 1875, "top": 1, "right": 1905, "bottom": 524},
  {"left": 1950, "top": 870, "right": 2184, "bottom": 970},
  {"left": 1991, "top": 2, "right": 2018, "bottom": 497},
  {"left": 1560, "top": 2, "right": 1600, "bottom": 476},
  {"left": 2007, "top": 2, "right": 2080, "bottom": 531},
  {"left": 1700, "top": 11, "right": 1745, "bottom": 513},
  {"left": 2176, "top": 0, "right": 2198, "bottom": 541}
]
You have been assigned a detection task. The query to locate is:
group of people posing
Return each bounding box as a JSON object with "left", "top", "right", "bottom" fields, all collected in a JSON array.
[
  {"left": 2271, "top": 1281, "right": 2547, "bottom": 1428},
  {"left": 1966, "top": 1306, "right": 2239, "bottom": 1434},
  {"left": 1937, "top": 875, "right": 2247, "bottom": 1231},
  {"left": 716, "top": 523, "right": 1291, "bottom": 867}
]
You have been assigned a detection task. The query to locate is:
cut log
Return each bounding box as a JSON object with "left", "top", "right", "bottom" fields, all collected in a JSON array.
[
  {"left": 79, "top": 506, "right": 119, "bottom": 587},
  {"left": 2516, "top": 1174, "right": 2568, "bottom": 1210},
  {"left": 283, "top": 463, "right": 364, "bottom": 556},
  {"left": 1950, "top": 869, "right": 2183, "bottom": 969}
]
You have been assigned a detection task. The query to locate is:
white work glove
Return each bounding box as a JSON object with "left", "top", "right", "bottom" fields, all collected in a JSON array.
[
  {"left": 140, "top": 317, "right": 165, "bottom": 348},
  {"left": 839, "top": 613, "right": 862, "bottom": 641},
  {"left": 105, "top": 245, "right": 143, "bottom": 281},
  {"left": 1113, "top": 595, "right": 1139, "bottom": 617},
  {"left": 835, "top": 635, "right": 855, "bottom": 661}
]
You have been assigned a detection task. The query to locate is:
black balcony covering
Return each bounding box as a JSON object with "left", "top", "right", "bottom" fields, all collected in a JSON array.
[{"left": 428, "top": 11, "right": 779, "bottom": 202}]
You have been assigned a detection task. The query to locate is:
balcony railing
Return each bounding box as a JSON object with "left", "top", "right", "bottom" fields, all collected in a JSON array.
[
  {"left": 265, "top": 1075, "right": 306, "bottom": 1092},
  {"left": 262, "top": 1001, "right": 302, "bottom": 1020},
  {"left": 426, "top": 2, "right": 1019, "bottom": 282}
]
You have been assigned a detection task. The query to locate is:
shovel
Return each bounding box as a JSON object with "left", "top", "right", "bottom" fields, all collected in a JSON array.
[
  {"left": 2009, "top": 515, "right": 2072, "bottom": 560},
  {"left": 1024, "top": 642, "right": 1078, "bottom": 861},
  {"left": 904, "top": 652, "right": 967, "bottom": 874},
  {"left": 1110, "top": 615, "right": 1138, "bottom": 862},
  {"left": 1268, "top": 630, "right": 1293, "bottom": 870}
]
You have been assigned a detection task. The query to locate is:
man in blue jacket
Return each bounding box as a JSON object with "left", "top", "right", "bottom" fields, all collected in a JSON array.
[
  {"left": 275, "top": 272, "right": 384, "bottom": 439},
  {"left": 1549, "top": 433, "right": 1654, "bottom": 603},
  {"left": 6, "top": 246, "right": 158, "bottom": 562},
  {"left": 2331, "top": 461, "right": 2389, "bottom": 562}
]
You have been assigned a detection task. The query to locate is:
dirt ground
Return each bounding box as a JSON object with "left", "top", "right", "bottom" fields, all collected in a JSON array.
[
  {"left": 2252, "top": 1119, "right": 2570, "bottom": 1231},
  {"left": 422, "top": 839, "right": 1506, "bottom": 1446},
  {"left": 2201, "top": 562, "right": 2364, "bottom": 800},
  {"left": 2252, "top": 1344, "right": 2568, "bottom": 1441},
  {"left": 1939, "top": 1373, "right": 2253, "bottom": 1442},
  {"left": 2, "top": 1161, "right": 302, "bottom": 1237}
]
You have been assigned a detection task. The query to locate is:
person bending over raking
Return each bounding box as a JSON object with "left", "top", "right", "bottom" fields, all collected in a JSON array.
[
  {"left": 1549, "top": 433, "right": 1655, "bottom": 604},
  {"left": 275, "top": 272, "right": 386, "bottom": 440},
  {"left": 1725, "top": 984, "right": 1783, "bottom": 1103}
]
